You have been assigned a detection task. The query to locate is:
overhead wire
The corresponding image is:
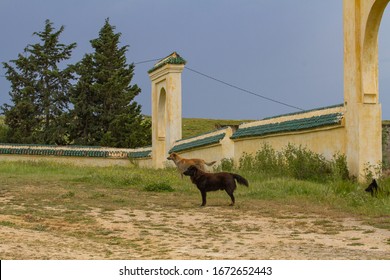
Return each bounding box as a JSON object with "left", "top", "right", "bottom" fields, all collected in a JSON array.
[
  {"left": 1, "top": 57, "right": 305, "bottom": 112},
  {"left": 184, "top": 66, "right": 305, "bottom": 112},
  {"left": 134, "top": 58, "right": 163, "bottom": 65}
]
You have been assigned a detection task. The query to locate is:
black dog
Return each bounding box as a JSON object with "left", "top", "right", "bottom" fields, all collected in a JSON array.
[
  {"left": 183, "top": 165, "right": 249, "bottom": 206},
  {"left": 365, "top": 179, "right": 379, "bottom": 196}
]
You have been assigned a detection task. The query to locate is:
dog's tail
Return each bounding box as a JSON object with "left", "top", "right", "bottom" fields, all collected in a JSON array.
[
  {"left": 232, "top": 174, "right": 249, "bottom": 187},
  {"left": 205, "top": 161, "right": 217, "bottom": 166}
]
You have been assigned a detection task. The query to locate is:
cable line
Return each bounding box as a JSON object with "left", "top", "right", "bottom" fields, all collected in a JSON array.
[
  {"left": 185, "top": 66, "right": 305, "bottom": 112},
  {"left": 2, "top": 56, "right": 305, "bottom": 112},
  {"left": 134, "top": 58, "right": 163, "bottom": 65}
]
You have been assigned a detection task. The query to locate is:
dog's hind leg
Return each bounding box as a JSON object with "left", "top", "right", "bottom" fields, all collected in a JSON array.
[{"left": 226, "top": 190, "right": 235, "bottom": 206}]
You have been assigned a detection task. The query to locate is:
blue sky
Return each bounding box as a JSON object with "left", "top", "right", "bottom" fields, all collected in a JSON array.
[{"left": 1, "top": 0, "right": 390, "bottom": 120}]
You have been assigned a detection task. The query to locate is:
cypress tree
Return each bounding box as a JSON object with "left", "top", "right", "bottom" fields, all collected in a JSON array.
[
  {"left": 2, "top": 19, "right": 76, "bottom": 144},
  {"left": 70, "top": 19, "right": 151, "bottom": 148}
]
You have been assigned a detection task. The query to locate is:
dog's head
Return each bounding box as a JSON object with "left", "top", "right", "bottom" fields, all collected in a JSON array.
[
  {"left": 167, "top": 152, "right": 178, "bottom": 161},
  {"left": 183, "top": 165, "right": 199, "bottom": 177},
  {"left": 365, "top": 179, "right": 379, "bottom": 196}
]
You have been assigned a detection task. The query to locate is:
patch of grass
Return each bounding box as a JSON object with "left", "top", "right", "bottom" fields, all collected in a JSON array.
[
  {"left": 32, "top": 224, "right": 47, "bottom": 231},
  {"left": 0, "top": 220, "right": 16, "bottom": 227},
  {"left": 347, "top": 242, "right": 365, "bottom": 247},
  {"left": 60, "top": 191, "right": 75, "bottom": 199},
  {"left": 143, "top": 183, "right": 175, "bottom": 193}
]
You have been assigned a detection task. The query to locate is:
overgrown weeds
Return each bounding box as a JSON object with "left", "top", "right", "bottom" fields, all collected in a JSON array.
[
  {"left": 236, "top": 143, "right": 349, "bottom": 182},
  {"left": 213, "top": 143, "right": 390, "bottom": 220}
]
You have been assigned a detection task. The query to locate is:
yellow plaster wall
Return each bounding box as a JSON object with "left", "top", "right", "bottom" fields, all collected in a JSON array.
[
  {"left": 233, "top": 106, "right": 346, "bottom": 165},
  {"left": 233, "top": 127, "right": 346, "bottom": 166},
  {"left": 166, "top": 127, "right": 234, "bottom": 168},
  {"left": 0, "top": 155, "right": 132, "bottom": 167}
]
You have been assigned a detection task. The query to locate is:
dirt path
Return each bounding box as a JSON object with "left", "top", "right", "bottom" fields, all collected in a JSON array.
[{"left": 1, "top": 204, "right": 389, "bottom": 259}]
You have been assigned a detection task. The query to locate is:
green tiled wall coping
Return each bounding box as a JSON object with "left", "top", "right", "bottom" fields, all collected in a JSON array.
[
  {"left": 148, "top": 55, "right": 186, "bottom": 74},
  {"left": 169, "top": 133, "right": 226, "bottom": 153},
  {"left": 0, "top": 147, "right": 109, "bottom": 157},
  {"left": 128, "top": 150, "right": 152, "bottom": 159},
  {"left": 261, "top": 103, "right": 344, "bottom": 121},
  {"left": 231, "top": 113, "right": 344, "bottom": 140},
  {"left": 0, "top": 144, "right": 152, "bottom": 159}
]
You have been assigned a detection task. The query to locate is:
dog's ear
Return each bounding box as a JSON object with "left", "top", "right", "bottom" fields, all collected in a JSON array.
[
  {"left": 189, "top": 165, "right": 198, "bottom": 173},
  {"left": 192, "top": 165, "right": 201, "bottom": 175}
]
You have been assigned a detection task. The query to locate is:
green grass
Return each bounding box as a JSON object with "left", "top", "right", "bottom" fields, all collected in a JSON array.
[
  {"left": 181, "top": 117, "right": 252, "bottom": 138},
  {"left": 145, "top": 116, "right": 251, "bottom": 139},
  {"left": 1, "top": 160, "right": 389, "bottom": 259},
  {"left": 0, "top": 160, "right": 389, "bottom": 222}
]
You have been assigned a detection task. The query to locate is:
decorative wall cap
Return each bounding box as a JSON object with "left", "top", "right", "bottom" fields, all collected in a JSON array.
[
  {"left": 169, "top": 133, "right": 226, "bottom": 153},
  {"left": 148, "top": 52, "right": 186, "bottom": 74},
  {"left": 128, "top": 149, "right": 152, "bottom": 159},
  {"left": 261, "top": 103, "right": 344, "bottom": 121},
  {"left": 231, "top": 112, "right": 344, "bottom": 140}
]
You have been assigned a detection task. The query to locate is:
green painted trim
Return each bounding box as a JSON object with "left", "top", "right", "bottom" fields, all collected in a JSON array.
[
  {"left": 175, "top": 127, "right": 229, "bottom": 144},
  {"left": 262, "top": 103, "right": 344, "bottom": 121},
  {"left": 0, "top": 144, "right": 152, "bottom": 159},
  {"left": 128, "top": 150, "right": 152, "bottom": 159},
  {"left": 148, "top": 52, "right": 186, "bottom": 73},
  {"left": 231, "top": 113, "right": 343, "bottom": 140},
  {"left": 0, "top": 147, "right": 109, "bottom": 157},
  {"left": 169, "top": 133, "right": 225, "bottom": 153}
]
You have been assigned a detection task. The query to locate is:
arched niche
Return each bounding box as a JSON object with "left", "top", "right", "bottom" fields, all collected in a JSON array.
[
  {"left": 157, "top": 88, "right": 167, "bottom": 140},
  {"left": 362, "top": 0, "right": 390, "bottom": 104}
]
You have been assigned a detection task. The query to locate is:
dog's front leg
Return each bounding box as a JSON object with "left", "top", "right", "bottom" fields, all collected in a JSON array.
[{"left": 200, "top": 190, "right": 207, "bottom": 206}]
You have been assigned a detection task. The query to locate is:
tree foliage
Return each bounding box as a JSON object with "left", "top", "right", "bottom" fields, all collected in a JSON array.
[
  {"left": 69, "top": 19, "right": 151, "bottom": 148},
  {"left": 2, "top": 19, "right": 76, "bottom": 144},
  {"left": 2, "top": 19, "right": 151, "bottom": 148}
]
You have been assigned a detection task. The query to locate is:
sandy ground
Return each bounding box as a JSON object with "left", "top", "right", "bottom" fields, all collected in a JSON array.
[{"left": 1, "top": 203, "right": 389, "bottom": 260}]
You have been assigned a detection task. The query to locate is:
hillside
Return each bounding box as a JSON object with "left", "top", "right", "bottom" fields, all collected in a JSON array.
[
  {"left": 0, "top": 115, "right": 252, "bottom": 143},
  {"left": 181, "top": 117, "right": 252, "bottom": 138},
  {"left": 3, "top": 114, "right": 390, "bottom": 143}
]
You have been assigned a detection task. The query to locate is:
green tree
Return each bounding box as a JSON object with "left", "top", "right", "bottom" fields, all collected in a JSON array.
[
  {"left": 2, "top": 19, "right": 76, "bottom": 144},
  {"left": 70, "top": 19, "right": 151, "bottom": 148},
  {"left": 68, "top": 54, "right": 100, "bottom": 145}
]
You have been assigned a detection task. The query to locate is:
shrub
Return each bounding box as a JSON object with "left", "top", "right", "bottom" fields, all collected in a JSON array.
[
  {"left": 283, "top": 143, "right": 331, "bottom": 181},
  {"left": 216, "top": 158, "right": 235, "bottom": 172},
  {"left": 253, "top": 143, "right": 283, "bottom": 175},
  {"left": 239, "top": 152, "right": 255, "bottom": 171},
  {"left": 239, "top": 143, "right": 349, "bottom": 182},
  {"left": 143, "top": 182, "right": 174, "bottom": 192},
  {"left": 331, "top": 153, "right": 350, "bottom": 181},
  {"left": 0, "top": 122, "right": 9, "bottom": 143}
]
